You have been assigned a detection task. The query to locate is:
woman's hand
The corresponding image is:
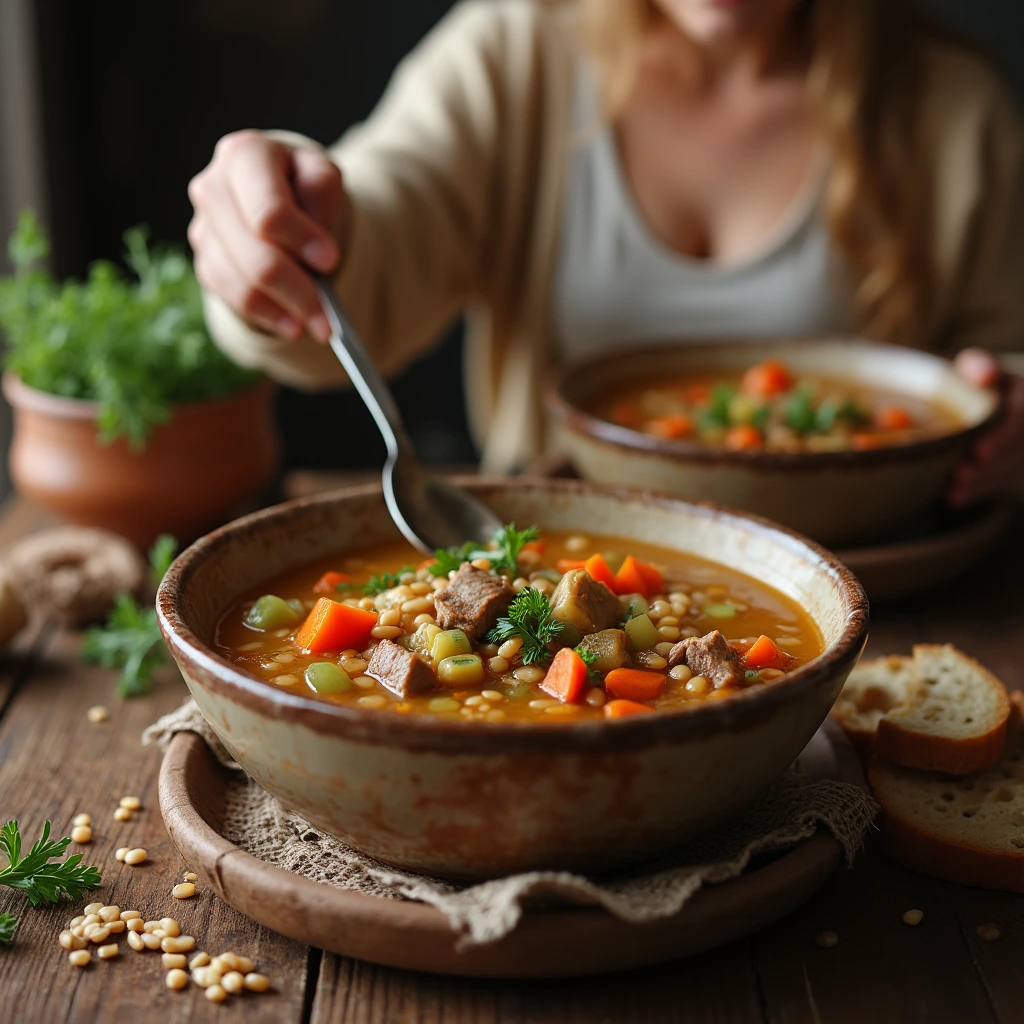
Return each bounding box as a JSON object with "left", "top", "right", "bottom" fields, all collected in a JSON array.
[
  {"left": 188, "top": 131, "right": 348, "bottom": 343},
  {"left": 949, "top": 347, "right": 1024, "bottom": 506}
]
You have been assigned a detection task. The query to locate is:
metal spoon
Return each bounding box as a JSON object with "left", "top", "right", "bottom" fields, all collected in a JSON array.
[{"left": 314, "top": 277, "right": 503, "bottom": 555}]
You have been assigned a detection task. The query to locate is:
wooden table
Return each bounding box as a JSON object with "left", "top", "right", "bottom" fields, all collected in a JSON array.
[{"left": 0, "top": 490, "right": 1022, "bottom": 1024}]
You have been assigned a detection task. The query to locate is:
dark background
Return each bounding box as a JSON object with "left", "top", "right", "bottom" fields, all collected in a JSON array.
[{"left": 26, "top": 0, "right": 1024, "bottom": 473}]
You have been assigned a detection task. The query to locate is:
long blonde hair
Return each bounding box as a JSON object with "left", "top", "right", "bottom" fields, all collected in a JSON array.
[{"left": 579, "top": 0, "right": 933, "bottom": 345}]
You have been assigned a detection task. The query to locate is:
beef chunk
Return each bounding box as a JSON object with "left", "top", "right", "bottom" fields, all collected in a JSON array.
[
  {"left": 367, "top": 639, "right": 436, "bottom": 697},
  {"left": 433, "top": 563, "right": 515, "bottom": 640},
  {"left": 578, "top": 629, "right": 631, "bottom": 674},
  {"left": 549, "top": 569, "right": 622, "bottom": 646},
  {"left": 668, "top": 630, "right": 745, "bottom": 689}
]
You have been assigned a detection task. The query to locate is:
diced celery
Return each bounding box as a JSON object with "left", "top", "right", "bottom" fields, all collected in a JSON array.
[
  {"left": 437, "top": 654, "right": 485, "bottom": 686},
  {"left": 619, "top": 593, "right": 649, "bottom": 620},
  {"left": 408, "top": 622, "right": 442, "bottom": 654},
  {"left": 431, "top": 629, "right": 471, "bottom": 665},
  {"left": 624, "top": 613, "right": 660, "bottom": 651},
  {"left": 244, "top": 595, "right": 302, "bottom": 632},
  {"left": 428, "top": 697, "right": 461, "bottom": 713},
  {"left": 703, "top": 603, "right": 736, "bottom": 618},
  {"left": 304, "top": 662, "right": 353, "bottom": 695}
]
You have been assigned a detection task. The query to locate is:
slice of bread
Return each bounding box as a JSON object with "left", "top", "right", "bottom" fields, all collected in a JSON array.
[
  {"left": 874, "top": 645, "right": 1010, "bottom": 775},
  {"left": 869, "top": 695, "right": 1024, "bottom": 892},
  {"left": 831, "top": 655, "right": 920, "bottom": 759}
]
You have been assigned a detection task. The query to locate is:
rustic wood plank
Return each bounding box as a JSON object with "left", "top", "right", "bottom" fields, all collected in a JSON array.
[
  {"left": 311, "top": 944, "right": 766, "bottom": 1024},
  {"left": 753, "top": 840, "right": 998, "bottom": 1024},
  {"left": 0, "top": 629, "right": 309, "bottom": 1023}
]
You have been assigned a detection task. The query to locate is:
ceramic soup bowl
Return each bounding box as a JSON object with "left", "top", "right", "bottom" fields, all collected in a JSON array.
[
  {"left": 545, "top": 339, "right": 999, "bottom": 547},
  {"left": 157, "top": 479, "right": 868, "bottom": 879}
]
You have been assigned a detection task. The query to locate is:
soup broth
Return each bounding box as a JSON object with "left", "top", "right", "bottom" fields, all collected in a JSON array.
[
  {"left": 596, "top": 360, "right": 962, "bottom": 453},
  {"left": 215, "top": 530, "right": 822, "bottom": 723}
]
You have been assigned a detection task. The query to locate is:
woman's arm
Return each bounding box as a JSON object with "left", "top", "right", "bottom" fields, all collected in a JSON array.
[{"left": 190, "top": 0, "right": 524, "bottom": 389}]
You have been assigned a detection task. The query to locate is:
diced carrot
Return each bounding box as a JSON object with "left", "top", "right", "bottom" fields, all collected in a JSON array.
[
  {"left": 613, "top": 556, "right": 664, "bottom": 598},
  {"left": 584, "top": 553, "right": 619, "bottom": 591},
  {"left": 523, "top": 539, "right": 547, "bottom": 555},
  {"left": 724, "top": 424, "right": 763, "bottom": 451},
  {"left": 604, "top": 667, "right": 667, "bottom": 702},
  {"left": 312, "top": 571, "right": 351, "bottom": 594},
  {"left": 873, "top": 406, "right": 912, "bottom": 431},
  {"left": 850, "top": 432, "right": 885, "bottom": 451},
  {"left": 556, "top": 558, "right": 587, "bottom": 574},
  {"left": 540, "top": 647, "right": 589, "bottom": 704},
  {"left": 604, "top": 699, "right": 654, "bottom": 719},
  {"left": 740, "top": 359, "right": 794, "bottom": 398},
  {"left": 646, "top": 414, "right": 694, "bottom": 440},
  {"left": 294, "top": 597, "right": 378, "bottom": 653},
  {"left": 684, "top": 384, "right": 712, "bottom": 405},
  {"left": 609, "top": 402, "right": 639, "bottom": 429},
  {"left": 742, "top": 635, "right": 792, "bottom": 671}
]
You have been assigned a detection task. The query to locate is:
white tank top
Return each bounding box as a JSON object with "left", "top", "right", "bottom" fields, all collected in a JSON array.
[{"left": 553, "top": 62, "right": 855, "bottom": 360}]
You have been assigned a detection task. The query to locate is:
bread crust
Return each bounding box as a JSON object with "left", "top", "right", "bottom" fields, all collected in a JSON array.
[{"left": 873, "top": 645, "right": 1009, "bottom": 775}]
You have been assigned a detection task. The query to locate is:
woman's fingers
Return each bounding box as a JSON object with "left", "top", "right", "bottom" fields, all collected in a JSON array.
[
  {"left": 189, "top": 130, "right": 347, "bottom": 342},
  {"left": 949, "top": 373, "right": 1024, "bottom": 505},
  {"left": 191, "top": 168, "right": 331, "bottom": 342},
  {"left": 190, "top": 217, "right": 301, "bottom": 339},
  {"left": 954, "top": 347, "right": 1002, "bottom": 389}
]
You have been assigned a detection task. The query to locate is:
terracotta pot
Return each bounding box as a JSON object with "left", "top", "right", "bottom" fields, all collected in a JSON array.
[
  {"left": 3, "top": 373, "right": 280, "bottom": 549},
  {"left": 157, "top": 478, "right": 868, "bottom": 880},
  {"left": 545, "top": 339, "right": 1001, "bottom": 548}
]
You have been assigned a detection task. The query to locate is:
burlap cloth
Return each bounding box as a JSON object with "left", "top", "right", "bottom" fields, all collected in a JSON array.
[{"left": 144, "top": 700, "right": 877, "bottom": 948}]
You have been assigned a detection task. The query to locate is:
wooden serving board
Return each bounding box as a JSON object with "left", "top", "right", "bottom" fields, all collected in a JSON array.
[{"left": 158, "top": 720, "right": 864, "bottom": 978}]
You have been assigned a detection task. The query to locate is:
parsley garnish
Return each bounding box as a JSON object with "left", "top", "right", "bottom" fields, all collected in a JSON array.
[
  {"left": 362, "top": 567, "right": 414, "bottom": 596},
  {"left": 574, "top": 644, "right": 603, "bottom": 685},
  {"left": 82, "top": 534, "right": 178, "bottom": 697},
  {"left": 783, "top": 386, "right": 817, "bottom": 434},
  {"left": 0, "top": 913, "right": 15, "bottom": 945},
  {"left": 429, "top": 523, "right": 540, "bottom": 578},
  {"left": 487, "top": 588, "right": 565, "bottom": 665},
  {"left": 0, "top": 820, "right": 101, "bottom": 907},
  {"left": 699, "top": 384, "right": 735, "bottom": 431}
]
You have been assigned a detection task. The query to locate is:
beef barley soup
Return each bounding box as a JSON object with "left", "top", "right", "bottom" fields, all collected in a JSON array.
[
  {"left": 215, "top": 526, "right": 822, "bottom": 722},
  {"left": 597, "top": 359, "right": 963, "bottom": 453}
]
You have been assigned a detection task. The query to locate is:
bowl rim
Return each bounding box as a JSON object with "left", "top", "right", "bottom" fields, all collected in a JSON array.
[
  {"left": 156, "top": 477, "right": 869, "bottom": 755},
  {"left": 544, "top": 337, "right": 1002, "bottom": 469}
]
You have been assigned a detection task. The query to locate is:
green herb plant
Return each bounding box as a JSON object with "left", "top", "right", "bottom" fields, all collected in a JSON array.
[
  {"left": 82, "top": 534, "right": 178, "bottom": 697},
  {"left": 0, "top": 210, "right": 259, "bottom": 449},
  {"left": 361, "top": 567, "right": 414, "bottom": 596},
  {"left": 574, "top": 644, "right": 603, "bottom": 685},
  {"left": 0, "top": 820, "right": 101, "bottom": 909},
  {"left": 0, "top": 913, "right": 15, "bottom": 945},
  {"left": 430, "top": 524, "right": 539, "bottom": 578},
  {"left": 487, "top": 587, "right": 564, "bottom": 665}
]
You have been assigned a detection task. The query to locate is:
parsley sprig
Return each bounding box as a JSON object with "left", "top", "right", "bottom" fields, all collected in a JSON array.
[
  {"left": 574, "top": 644, "right": 603, "bottom": 685},
  {"left": 0, "top": 820, "right": 101, "bottom": 907},
  {"left": 362, "top": 567, "right": 414, "bottom": 596},
  {"left": 82, "top": 534, "right": 177, "bottom": 697},
  {"left": 430, "top": 523, "right": 539, "bottom": 578},
  {"left": 486, "top": 588, "right": 564, "bottom": 665},
  {"left": 0, "top": 913, "right": 15, "bottom": 945}
]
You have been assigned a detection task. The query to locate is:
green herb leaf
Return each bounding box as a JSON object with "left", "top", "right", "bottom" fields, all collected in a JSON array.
[
  {"left": 699, "top": 384, "right": 735, "bottom": 431},
  {"left": 486, "top": 588, "right": 564, "bottom": 665},
  {"left": 362, "top": 567, "right": 414, "bottom": 596},
  {"left": 783, "top": 387, "right": 817, "bottom": 434},
  {"left": 148, "top": 534, "right": 178, "bottom": 586},
  {"left": 0, "top": 213, "right": 260, "bottom": 448},
  {"left": 82, "top": 593, "right": 165, "bottom": 698},
  {"left": 429, "top": 523, "right": 540, "bottom": 578},
  {"left": 0, "top": 913, "right": 15, "bottom": 945},
  {"left": 0, "top": 821, "right": 101, "bottom": 907},
  {"left": 574, "top": 644, "right": 603, "bottom": 684}
]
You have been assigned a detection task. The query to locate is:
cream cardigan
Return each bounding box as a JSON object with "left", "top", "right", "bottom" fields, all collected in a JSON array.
[{"left": 204, "top": 0, "right": 1024, "bottom": 472}]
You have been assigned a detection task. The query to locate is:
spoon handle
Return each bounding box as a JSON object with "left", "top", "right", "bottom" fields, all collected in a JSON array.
[{"left": 314, "top": 276, "right": 411, "bottom": 458}]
